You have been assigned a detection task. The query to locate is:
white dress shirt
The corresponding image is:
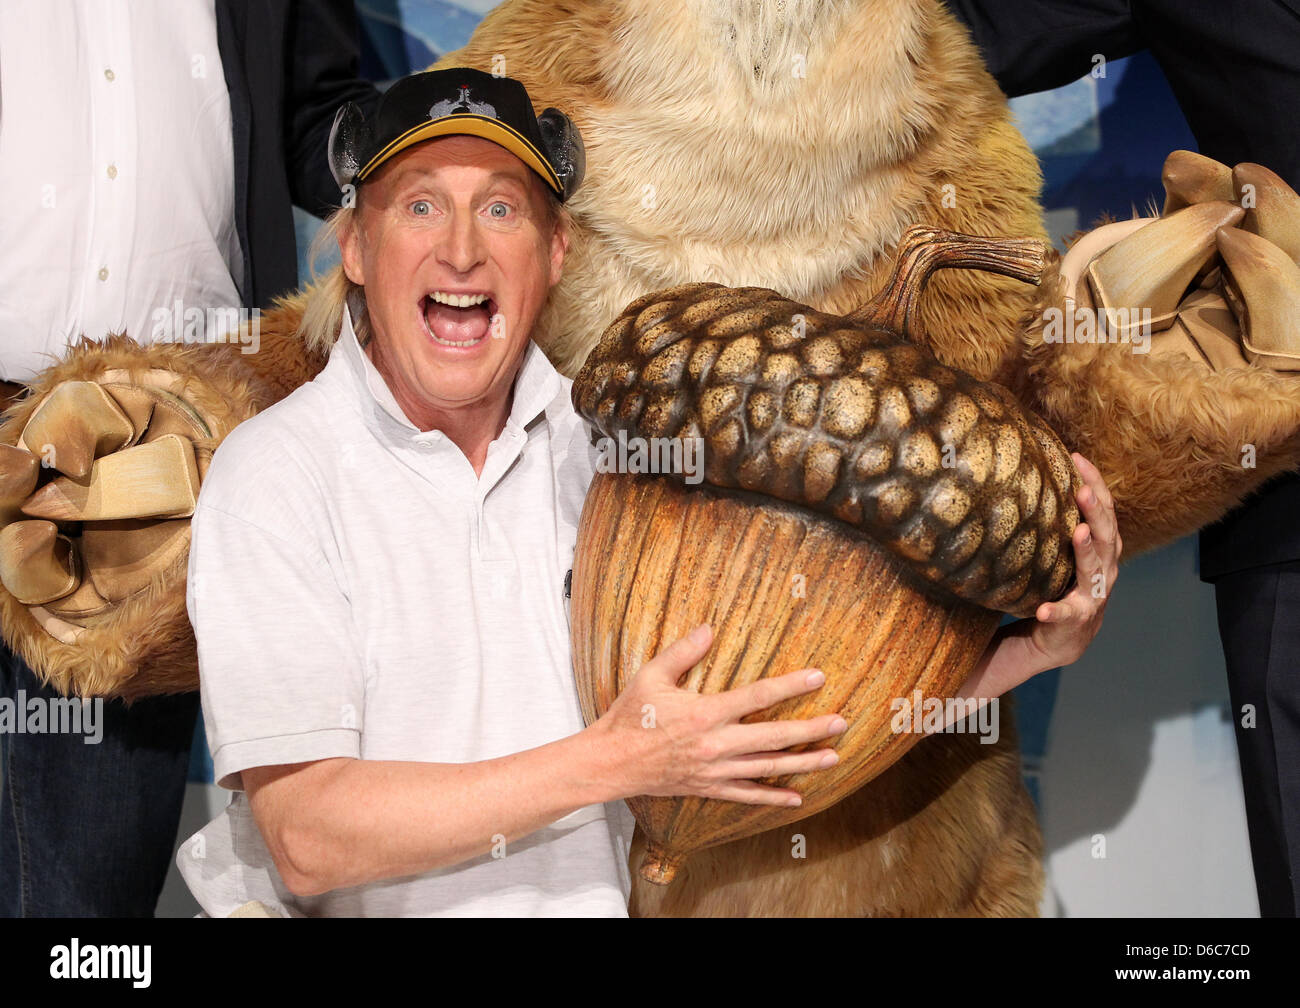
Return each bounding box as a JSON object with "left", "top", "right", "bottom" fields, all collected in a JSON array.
[{"left": 0, "top": 0, "right": 242, "bottom": 382}]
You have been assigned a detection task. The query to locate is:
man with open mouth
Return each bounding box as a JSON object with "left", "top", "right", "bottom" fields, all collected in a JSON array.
[{"left": 175, "top": 68, "right": 851, "bottom": 917}]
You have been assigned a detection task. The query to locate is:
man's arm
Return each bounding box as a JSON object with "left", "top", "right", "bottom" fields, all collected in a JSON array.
[{"left": 245, "top": 630, "right": 844, "bottom": 898}]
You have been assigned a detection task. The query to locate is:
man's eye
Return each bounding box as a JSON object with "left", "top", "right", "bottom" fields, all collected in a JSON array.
[
  {"left": 488, "top": 201, "right": 510, "bottom": 218},
  {"left": 411, "top": 200, "right": 432, "bottom": 216}
]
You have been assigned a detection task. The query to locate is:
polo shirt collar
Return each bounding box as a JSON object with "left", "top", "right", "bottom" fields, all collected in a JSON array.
[{"left": 334, "top": 303, "right": 568, "bottom": 440}]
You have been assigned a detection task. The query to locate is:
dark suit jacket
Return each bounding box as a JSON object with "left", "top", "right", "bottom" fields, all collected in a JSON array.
[
  {"left": 944, "top": 0, "right": 1300, "bottom": 579},
  {"left": 216, "top": 0, "right": 381, "bottom": 310}
]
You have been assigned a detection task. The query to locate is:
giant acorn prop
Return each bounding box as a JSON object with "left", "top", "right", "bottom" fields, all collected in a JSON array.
[{"left": 570, "top": 227, "right": 1082, "bottom": 883}]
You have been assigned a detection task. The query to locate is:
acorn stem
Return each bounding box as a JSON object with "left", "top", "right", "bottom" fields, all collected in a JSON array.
[
  {"left": 639, "top": 843, "right": 684, "bottom": 885},
  {"left": 851, "top": 227, "right": 1049, "bottom": 338}
]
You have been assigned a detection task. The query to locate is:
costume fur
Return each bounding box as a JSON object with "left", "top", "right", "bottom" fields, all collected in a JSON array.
[
  {"left": 0, "top": 321, "right": 322, "bottom": 701},
  {"left": 4, "top": 0, "right": 1300, "bottom": 916},
  {"left": 445, "top": 0, "right": 1046, "bottom": 387}
]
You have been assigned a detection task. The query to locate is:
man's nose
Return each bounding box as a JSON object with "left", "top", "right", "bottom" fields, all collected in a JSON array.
[{"left": 437, "top": 208, "right": 487, "bottom": 273}]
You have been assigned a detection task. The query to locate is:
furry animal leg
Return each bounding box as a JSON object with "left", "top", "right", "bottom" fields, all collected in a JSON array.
[{"left": 0, "top": 297, "right": 325, "bottom": 701}]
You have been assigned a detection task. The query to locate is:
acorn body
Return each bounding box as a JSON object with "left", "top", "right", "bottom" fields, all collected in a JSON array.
[{"left": 570, "top": 228, "right": 1080, "bottom": 882}]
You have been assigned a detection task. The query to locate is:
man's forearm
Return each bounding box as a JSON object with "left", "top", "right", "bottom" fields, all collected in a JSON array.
[
  {"left": 251, "top": 722, "right": 631, "bottom": 897},
  {"left": 955, "top": 619, "right": 1053, "bottom": 703},
  {"left": 247, "top": 624, "right": 844, "bottom": 900},
  {"left": 258, "top": 622, "right": 1054, "bottom": 895}
]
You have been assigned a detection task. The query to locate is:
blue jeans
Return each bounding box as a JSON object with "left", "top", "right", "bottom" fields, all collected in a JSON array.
[{"left": 0, "top": 639, "right": 198, "bottom": 917}]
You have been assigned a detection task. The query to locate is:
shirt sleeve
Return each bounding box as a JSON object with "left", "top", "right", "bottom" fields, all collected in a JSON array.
[{"left": 188, "top": 472, "right": 364, "bottom": 791}]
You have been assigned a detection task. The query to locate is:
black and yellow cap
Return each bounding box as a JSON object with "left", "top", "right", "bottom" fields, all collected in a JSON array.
[{"left": 328, "top": 67, "right": 585, "bottom": 202}]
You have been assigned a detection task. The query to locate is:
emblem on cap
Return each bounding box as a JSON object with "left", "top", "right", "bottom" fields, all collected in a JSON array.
[{"left": 429, "top": 84, "right": 497, "bottom": 120}]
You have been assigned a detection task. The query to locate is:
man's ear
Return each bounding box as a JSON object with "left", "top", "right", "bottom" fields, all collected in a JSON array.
[
  {"left": 339, "top": 211, "right": 366, "bottom": 286},
  {"left": 548, "top": 211, "right": 569, "bottom": 288}
]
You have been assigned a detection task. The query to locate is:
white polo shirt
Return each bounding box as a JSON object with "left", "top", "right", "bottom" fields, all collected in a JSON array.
[{"left": 178, "top": 306, "right": 636, "bottom": 917}]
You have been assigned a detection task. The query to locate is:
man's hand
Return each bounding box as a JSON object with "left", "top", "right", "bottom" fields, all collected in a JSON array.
[
  {"left": 591, "top": 625, "right": 846, "bottom": 807},
  {"left": 958, "top": 451, "right": 1121, "bottom": 702},
  {"left": 1023, "top": 452, "right": 1121, "bottom": 670}
]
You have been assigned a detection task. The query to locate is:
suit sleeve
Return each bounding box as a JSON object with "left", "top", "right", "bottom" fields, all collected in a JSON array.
[
  {"left": 1134, "top": 1, "right": 1300, "bottom": 186},
  {"left": 282, "top": 0, "right": 383, "bottom": 218},
  {"left": 943, "top": 0, "right": 1142, "bottom": 97}
]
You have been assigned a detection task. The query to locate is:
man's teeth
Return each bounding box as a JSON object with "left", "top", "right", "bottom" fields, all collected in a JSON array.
[
  {"left": 428, "top": 330, "right": 482, "bottom": 347},
  {"left": 423, "top": 293, "right": 498, "bottom": 347},
  {"left": 430, "top": 291, "right": 490, "bottom": 307}
]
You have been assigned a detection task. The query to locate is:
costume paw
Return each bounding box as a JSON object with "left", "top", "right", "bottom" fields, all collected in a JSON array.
[
  {"left": 1018, "top": 151, "right": 1300, "bottom": 557},
  {"left": 0, "top": 336, "right": 281, "bottom": 699}
]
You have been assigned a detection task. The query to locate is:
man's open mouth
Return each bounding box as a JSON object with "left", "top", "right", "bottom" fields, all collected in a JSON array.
[{"left": 421, "top": 291, "right": 500, "bottom": 347}]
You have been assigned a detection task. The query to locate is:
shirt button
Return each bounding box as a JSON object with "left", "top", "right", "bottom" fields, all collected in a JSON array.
[
  {"left": 97, "top": 267, "right": 109, "bottom": 282},
  {"left": 107, "top": 164, "right": 118, "bottom": 180},
  {"left": 104, "top": 68, "right": 115, "bottom": 81}
]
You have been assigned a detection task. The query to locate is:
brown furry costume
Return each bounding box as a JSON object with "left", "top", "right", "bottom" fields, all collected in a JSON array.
[
  {"left": 3, "top": 0, "right": 1299, "bottom": 916},
  {"left": 0, "top": 320, "right": 323, "bottom": 701}
]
